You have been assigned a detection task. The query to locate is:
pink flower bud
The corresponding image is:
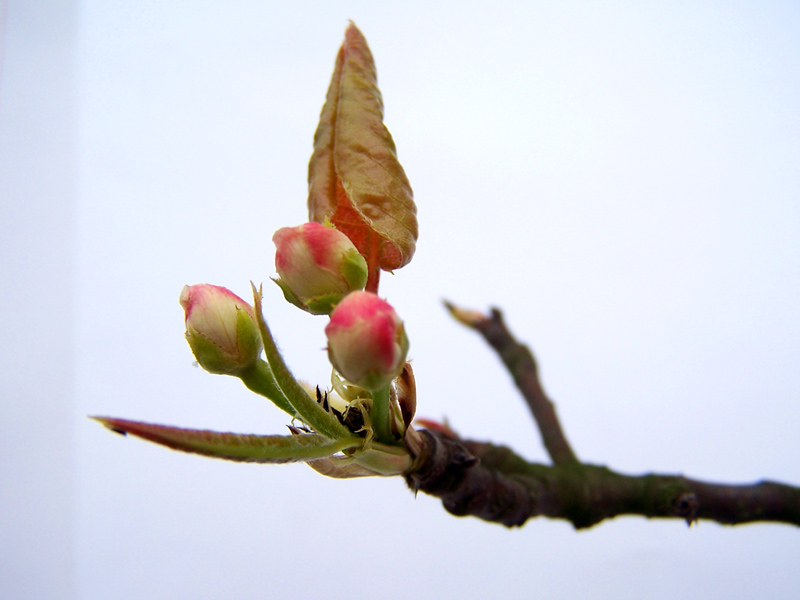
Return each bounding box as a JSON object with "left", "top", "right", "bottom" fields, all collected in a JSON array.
[
  {"left": 179, "top": 284, "right": 262, "bottom": 375},
  {"left": 325, "top": 291, "right": 408, "bottom": 391},
  {"left": 273, "top": 222, "right": 368, "bottom": 315}
]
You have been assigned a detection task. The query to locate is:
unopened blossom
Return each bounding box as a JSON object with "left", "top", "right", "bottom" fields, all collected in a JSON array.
[
  {"left": 325, "top": 291, "right": 408, "bottom": 391},
  {"left": 273, "top": 222, "right": 368, "bottom": 315},
  {"left": 179, "top": 284, "right": 262, "bottom": 375}
]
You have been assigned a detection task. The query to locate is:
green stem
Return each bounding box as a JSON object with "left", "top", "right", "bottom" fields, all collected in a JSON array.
[
  {"left": 251, "top": 284, "right": 353, "bottom": 440},
  {"left": 239, "top": 359, "right": 296, "bottom": 417},
  {"left": 369, "top": 385, "right": 395, "bottom": 445}
]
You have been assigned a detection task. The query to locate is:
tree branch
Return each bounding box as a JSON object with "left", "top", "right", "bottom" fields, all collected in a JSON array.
[
  {"left": 410, "top": 303, "right": 800, "bottom": 529},
  {"left": 406, "top": 429, "right": 800, "bottom": 529},
  {"left": 444, "top": 303, "right": 577, "bottom": 465}
]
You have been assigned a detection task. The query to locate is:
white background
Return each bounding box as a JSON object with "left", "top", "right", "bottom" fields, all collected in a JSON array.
[{"left": 2, "top": 1, "right": 799, "bottom": 598}]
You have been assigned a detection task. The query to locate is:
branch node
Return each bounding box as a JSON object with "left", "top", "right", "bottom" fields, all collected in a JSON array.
[
  {"left": 672, "top": 492, "right": 699, "bottom": 526},
  {"left": 406, "top": 430, "right": 537, "bottom": 527}
]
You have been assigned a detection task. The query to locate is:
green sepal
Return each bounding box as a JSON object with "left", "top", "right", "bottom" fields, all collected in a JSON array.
[
  {"left": 303, "top": 292, "right": 344, "bottom": 315},
  {"left": 185, "top": 328, "right": 229, "bottom": 373},
  {"left": 340, "top": 248, "right": 368, "bottom": 291},
  {"left": 273, "top": 277, "right": 308, "bottom": 312},
  {"left": 185, "top": 308, "right": 261, "bottom": 375},
  {"left": 273, "top": 277, "right": 348, "bottom": 316},
  {"left": 235, "top": 308, "right": 263, "bottom": 365},
  {"left": 92, "top": 417, "right": 360, "bottom": 463}
]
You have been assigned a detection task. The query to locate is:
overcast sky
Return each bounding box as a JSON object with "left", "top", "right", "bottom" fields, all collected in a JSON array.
[{"left": 2, "top": 1, "right": 799, "bottom": 599}]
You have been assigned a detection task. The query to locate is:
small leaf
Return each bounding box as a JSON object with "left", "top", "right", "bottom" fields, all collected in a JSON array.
[
  {"left": 306, "top": 455, "right": 377, "bottom": 478},
  {"left": 308, "top": 22, "right": 418, "bottom": 288},
  {"left": 351, "top": 442, "right": 413, "bottom": 476},
  {"left": 92, "top": 417, "right": 360, "bottom": 463}
]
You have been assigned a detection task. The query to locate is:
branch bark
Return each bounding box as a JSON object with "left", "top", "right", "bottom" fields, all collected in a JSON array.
[
  {"left": 408, "top": 304, "right": 800, "bottom": 529},
  {"left": 406, "top": 429, "right": 800, "bottom": 529},
  {"left": 444, "top": 303, "right": 576, "bottom": 465}
]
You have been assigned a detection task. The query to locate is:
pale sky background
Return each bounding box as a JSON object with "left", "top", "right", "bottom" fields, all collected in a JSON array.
[{"left": 2, "top": 1, "right": 799, "bottom": 599}]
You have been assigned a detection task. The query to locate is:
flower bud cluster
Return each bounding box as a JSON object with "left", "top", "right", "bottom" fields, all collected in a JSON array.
[
  {"left": 272, "top": 222, "right": 408, "bottom": 391},
  {"left": 179, "top": 223, "right": 410, "bottom": 444}
]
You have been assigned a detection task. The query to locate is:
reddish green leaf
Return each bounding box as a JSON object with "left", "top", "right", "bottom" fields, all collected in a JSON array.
[
  {"left": 92, "top": 417, "right": 359, "bottom": 463},
  {"left": 308, "top": 22, "right": 418, "bottom": 290},
  {"left": 306, "top": 455, "right": 377, "bottom": 478}
]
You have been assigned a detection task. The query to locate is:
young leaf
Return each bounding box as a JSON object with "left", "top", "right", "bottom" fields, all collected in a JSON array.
[
  {"left": 308, "top": 22, "right": 418, "bottom": 290},
  {"left": 91, "top": 417, "right": 360, "bottom": 463},
  {"left": 306, "top": 455, "right": 378, "bottom": 478}
]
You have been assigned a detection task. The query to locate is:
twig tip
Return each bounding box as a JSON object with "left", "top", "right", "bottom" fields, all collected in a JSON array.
[{"left": 442, "top": 300, "right": 488, "bottom": 329}]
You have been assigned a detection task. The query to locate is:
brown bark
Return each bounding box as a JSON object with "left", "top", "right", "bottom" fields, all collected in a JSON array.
[
  {"left": 408, "top": 304, "right": 800, "bottom": 529},
  {"left": 406, "top": 429, "right": 800, "bottom": 529}
]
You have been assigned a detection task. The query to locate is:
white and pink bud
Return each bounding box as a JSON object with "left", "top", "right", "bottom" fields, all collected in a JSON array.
[
  {"left": 179, "top": 284, "right": 262, "bottom": 375},
  {"left": 325, "top": 291, "right": 408, "bottom": 391},
  {"left": 273, "top": 222, "right": 368, "bottom": 315}
]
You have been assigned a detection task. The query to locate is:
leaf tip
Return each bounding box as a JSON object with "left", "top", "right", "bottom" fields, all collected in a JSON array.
[{"left": 90, "top": 416, "right": 128, "bottom": 436}]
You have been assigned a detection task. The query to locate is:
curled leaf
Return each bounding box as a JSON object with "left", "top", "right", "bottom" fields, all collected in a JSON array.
[
  {"left": 306, "top": 455, "right": 377, "bottom": 478},
  {"left": 394, "top": 362, "right": 417, "bottom": 430},
  {"left": 306, "top": 441, "right": 414, "bottom": 478},
  {"left": 308, "top": 22, "right": 418, "bottom": 288},
  {"left": 92, "top": 417, "right": 360, "bottom": 463}
]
